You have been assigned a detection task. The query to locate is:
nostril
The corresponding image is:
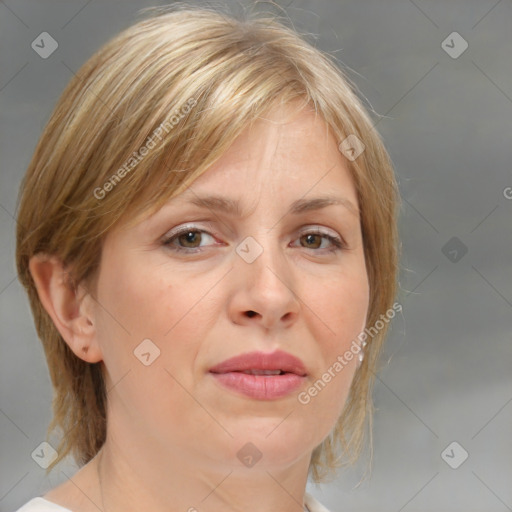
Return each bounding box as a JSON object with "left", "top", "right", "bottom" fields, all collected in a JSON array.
[{"left": 246, "top": 310, "right": 257, "bottom": 318}]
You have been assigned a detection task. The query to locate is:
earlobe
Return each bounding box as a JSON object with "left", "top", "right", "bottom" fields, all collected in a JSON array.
[{"left": 28, "top": 253, "right": 103, "bottom": 363}]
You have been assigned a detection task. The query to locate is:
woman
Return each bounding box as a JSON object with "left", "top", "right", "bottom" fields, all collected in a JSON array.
[{"left": 14, "top": 4, "right": 400, "bottom": 512}]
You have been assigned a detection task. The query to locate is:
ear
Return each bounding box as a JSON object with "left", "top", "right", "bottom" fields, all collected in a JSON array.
[{"left": 28, "top": 253, "right": 103, "bottom": 363}]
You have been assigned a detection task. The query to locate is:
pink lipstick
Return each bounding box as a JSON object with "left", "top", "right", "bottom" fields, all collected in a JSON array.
[{"left": 209, "top": 350, "right": 307, "bottom": 400}]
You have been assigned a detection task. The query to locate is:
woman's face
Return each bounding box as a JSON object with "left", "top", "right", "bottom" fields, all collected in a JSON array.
[{"left": 91, "top": 104, "right": 369, "bottom": 473}]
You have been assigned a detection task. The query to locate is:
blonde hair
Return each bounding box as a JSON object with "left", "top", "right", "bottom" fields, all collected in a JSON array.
[{"left": 15, "top": 3, "right": 400, "bottom": 483}]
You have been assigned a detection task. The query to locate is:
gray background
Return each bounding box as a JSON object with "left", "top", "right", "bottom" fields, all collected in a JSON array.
[{"left": 1, "top": 1, "right": 511, "bottom": 511}]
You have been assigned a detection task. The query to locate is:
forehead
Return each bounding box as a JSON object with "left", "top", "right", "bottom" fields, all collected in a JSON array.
[
  {"left": 119, "top": 103, "right": 360, "bottom": 233},
  {"left": 182, "top": 105, "right": 357, "bottom": 203}
]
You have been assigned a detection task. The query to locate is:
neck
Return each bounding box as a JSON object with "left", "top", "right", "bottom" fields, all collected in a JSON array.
[{"left": 94, "top": 436, "right": 312, "bottom": 512}]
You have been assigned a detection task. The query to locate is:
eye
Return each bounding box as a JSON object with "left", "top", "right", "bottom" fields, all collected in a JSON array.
[
  {"left": 162, "top": 227, "right": 217, "bottom": 252},
  {"left": 161, "top": 225, "right": 346, "bottom": 254},
  {"left": 293, "top": 229, "right": 345, "bottom": 253}
]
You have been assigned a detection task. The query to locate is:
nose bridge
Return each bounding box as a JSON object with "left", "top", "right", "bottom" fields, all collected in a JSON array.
[{"left": 233, "top": 228, "right": 299, "bottom": 321}]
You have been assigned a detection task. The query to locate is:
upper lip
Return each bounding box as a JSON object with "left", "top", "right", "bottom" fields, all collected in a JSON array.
[{"left": 209, "top": 350, "right": 307, "bottom": 376}]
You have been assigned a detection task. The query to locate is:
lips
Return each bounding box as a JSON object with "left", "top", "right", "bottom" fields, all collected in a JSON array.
[
  {"left": 209, "top": 350, "right": 307, "bottom": 376},
  {"left": 209, "top": 350, "right": 307, "bottom": 400}
]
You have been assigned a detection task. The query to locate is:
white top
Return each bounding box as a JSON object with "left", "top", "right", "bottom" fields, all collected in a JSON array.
[
  {"left": 13, "top": 498, "right": 71, "bottom": 512},
  {"left": 13, "top": 492, "right": 331, "bottom": 512}
]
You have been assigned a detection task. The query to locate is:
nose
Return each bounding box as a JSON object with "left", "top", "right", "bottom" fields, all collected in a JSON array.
[{"left": 228, "top": 237, "right": 301, "bottom": 331}]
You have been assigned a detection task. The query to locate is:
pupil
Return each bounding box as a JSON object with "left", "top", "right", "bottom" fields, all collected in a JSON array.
[
  {"left": 182, "top": 231, "right": 199, "bottom": 246},
  {"left": 305, "top": 234, "right": 319, "bottom": 248}
]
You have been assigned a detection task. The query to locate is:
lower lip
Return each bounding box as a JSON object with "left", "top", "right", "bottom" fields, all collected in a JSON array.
[{"left": 210, "top": 372, "right": 305, "bottom": 400}]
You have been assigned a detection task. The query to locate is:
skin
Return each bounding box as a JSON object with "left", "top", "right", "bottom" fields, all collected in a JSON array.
[{"left": 30, "top": 102, "right": 369, "bottom": 512}]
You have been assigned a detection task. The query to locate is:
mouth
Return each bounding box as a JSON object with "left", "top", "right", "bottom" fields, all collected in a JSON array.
[
  {"left": 208, "top": 350, "right": 307, "bottom": 400},
  {"left": 208, "top": 349, "right": 308, "bottom": 376},
  {"left": 209, "top": 371, "right": 306, "bottom": 400},
  {"left": 235, "top": 369, "right": 286, "bottom": 375}
]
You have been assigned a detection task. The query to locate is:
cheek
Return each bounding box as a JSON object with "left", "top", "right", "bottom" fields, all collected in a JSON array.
[
  {"left": 96, "top": 258, "right": 187, "bottom": 337},
  {"left": 95, "top": 257, "right": 218, "bottom": 380},
  {"left": 301, "top": 266, "right": 369, "bottom": 404},
  {"left": 92, "top": 257, "right": 173, "bottom": 377},
  {"left": 299, "top": 289, "right": 368, "bottom": 431},
  {"left": 310, "top": 266, "right": 369, "bottom": 345},
  {"left": 94, "top": 261, "right": 211, "bottom": 429}
]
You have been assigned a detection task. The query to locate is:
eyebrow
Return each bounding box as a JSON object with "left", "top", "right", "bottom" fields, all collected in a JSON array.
[{"left": 185, "top": 194, "right": 359, "bottom": 217}]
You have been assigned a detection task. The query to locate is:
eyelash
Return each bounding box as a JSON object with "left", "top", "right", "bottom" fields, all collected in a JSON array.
[{"left": 161, "top": 226, "right": 346, "bottom": 254}]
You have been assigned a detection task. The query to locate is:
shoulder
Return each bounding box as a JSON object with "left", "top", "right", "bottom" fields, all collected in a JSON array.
[
  {"left": 304, "top": 491, "right": 332, "bottom": 512},
  {"left": 13, "top": 497, "right": 73, "bottom": 512}
]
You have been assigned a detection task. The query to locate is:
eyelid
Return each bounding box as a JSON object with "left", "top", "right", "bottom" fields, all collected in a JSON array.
[
  {"left": 163, "top": 222, "right": 341, "bottom": 239},
  {"left": 161, "top": 223, "right": 347, "bottom": 252}
]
